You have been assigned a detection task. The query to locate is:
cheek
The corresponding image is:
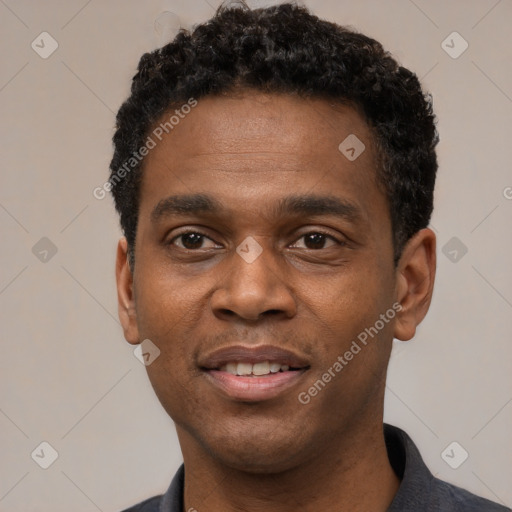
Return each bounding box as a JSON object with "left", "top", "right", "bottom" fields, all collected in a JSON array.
[
  {"left": 298, "top": 258, "right": 395, "bottom": 388},
  {"left": 298, "top": 257, "right": 390, "bottom": 334},
  {"left": 147, "top": 354, "right": 196, "bottom": 401},
  {"left": 133, "top": 264, "right": 206, "bottom": 338},
  {"left": 299, "top": 296, "right": 394, "bottom": 428},
  {"left": 132, "top": 269, "right": 211, "bottom": 417}
]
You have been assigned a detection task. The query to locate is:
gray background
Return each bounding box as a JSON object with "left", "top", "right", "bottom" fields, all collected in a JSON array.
[{"left": 1, "top": 0, "right": 511, "bottom": 510}]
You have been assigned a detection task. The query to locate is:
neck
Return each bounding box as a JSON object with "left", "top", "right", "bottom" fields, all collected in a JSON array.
[{"left": 178, "top": 418, "right": 400, "bottom": 512}]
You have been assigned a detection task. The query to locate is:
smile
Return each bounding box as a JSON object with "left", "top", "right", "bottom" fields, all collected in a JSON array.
[
  {"left": 200, "top": 344, "right": 310, "bottom": 401},
  {"left": 219, "top": 361, "right": 297, "bottom": 376}
]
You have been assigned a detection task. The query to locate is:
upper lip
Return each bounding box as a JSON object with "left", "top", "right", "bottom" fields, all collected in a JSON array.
[{"left": 200, "top": 344, "right": 310, "bottom": 370}]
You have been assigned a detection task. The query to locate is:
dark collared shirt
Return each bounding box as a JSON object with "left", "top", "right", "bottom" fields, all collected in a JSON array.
[{"left": 121, "top": 424, "right": 510, "bottom": 511}]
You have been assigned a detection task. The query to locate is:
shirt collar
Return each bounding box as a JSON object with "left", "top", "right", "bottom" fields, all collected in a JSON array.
[
  {"left": 160, "top": 464, "right": 184, "bottom": 512},
  {"left": 384, "top": 423, "right": 435, "bottom": 511}
]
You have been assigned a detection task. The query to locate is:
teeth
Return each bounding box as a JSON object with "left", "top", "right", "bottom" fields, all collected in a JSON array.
[
  {"left": 236, "top": 362, "right": 253, "bottom": 376},
  {"left": 226, "top": 362, "right": 238, "bottom": 375},
  {"left": 252, "top": 361, "right": 270, "bottom": 376},
  {"left": 218, "top": 361, "right": 293, "bottom": 376},
  {"left": 269, "top": 362, "right": 281, "bottom": 373}
]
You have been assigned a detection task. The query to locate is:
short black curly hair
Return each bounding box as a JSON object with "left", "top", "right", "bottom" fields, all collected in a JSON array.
[{"left": 109, "top": 1, "right": 438, "bottom": 268}]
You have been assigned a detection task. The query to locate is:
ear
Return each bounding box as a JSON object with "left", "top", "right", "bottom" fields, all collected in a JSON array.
[
  {"left": 393, "top": 228, "right": 436, "bottom": 341},
  {"left": 116, "top": 237, "right": 140, "bottom": 345}
]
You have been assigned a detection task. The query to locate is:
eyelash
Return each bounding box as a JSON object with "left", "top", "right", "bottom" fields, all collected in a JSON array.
[{"left": 168, "top": 229, "right": 344, "bottom": 250}]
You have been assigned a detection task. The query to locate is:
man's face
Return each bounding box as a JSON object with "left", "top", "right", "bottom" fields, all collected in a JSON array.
[{"left": 121, "top": 91, "right": 400, "bottom": 472}]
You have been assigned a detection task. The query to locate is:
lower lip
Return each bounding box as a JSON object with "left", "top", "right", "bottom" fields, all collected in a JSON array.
[{"left": 203, "top": 369, "right": 307, "bottom": 402}]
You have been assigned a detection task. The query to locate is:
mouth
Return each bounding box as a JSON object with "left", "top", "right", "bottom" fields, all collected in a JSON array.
[{"left": 200, "top": 345, "right": 310, "bottom": 402}]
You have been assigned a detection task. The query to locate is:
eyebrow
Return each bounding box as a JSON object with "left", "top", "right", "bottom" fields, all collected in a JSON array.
[{"left": 150, "top": 193, "right": 362, "bottom": 224}]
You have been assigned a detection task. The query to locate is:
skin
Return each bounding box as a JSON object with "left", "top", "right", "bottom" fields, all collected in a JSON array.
[{"left": 116, "top": 91, "right": 436, "bottom": 512}]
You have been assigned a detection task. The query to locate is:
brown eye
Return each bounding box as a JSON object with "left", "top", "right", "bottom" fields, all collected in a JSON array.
[
  {"left": 291, "top": 232, "right": 340, "bottom": 250},
  {"left": 170, "top": 231, "right": 218, "bottom": 250}
]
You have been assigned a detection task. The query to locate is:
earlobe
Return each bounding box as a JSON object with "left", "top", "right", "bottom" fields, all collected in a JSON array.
[
  {"left": 115, "top": 237, "right": 140, "bottom": 345},
  {"left": 393, "top": 228, "right": 436, "bottom": 342}
]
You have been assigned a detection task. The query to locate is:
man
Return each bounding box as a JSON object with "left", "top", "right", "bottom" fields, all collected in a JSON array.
[{"left": 109, "top": 2, "right": 509, "bottom": 511}]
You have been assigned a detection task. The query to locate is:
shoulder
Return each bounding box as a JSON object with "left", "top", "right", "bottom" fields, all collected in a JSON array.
[
  {"left": 384, "top": 424, "right": 510, "bottom": 511},
  {"left": 431, "top": 477, "right": 510, "bottom": 511},
  {"left": 119, "top": 494, "right": 162, "bottom": 512},
  {"left": 120, "top": 464, "right": 185, "bottom": 511}
]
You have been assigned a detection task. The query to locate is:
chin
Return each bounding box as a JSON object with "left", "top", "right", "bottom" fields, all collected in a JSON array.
[
  {"left": 197, "top": 421, "right": 313, "bottom": 474},
  {"left": 210, "top": 446, "right": 303, "bottom": 474}
]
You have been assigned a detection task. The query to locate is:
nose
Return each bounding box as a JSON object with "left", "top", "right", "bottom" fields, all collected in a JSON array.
[{"left": 210, "top": 238, "right": 297, "bottom": 323}]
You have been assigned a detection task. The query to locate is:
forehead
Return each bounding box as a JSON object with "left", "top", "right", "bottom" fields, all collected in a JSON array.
[
  {"left": 138, "top": 91, "right": 386, "bottom": 230},
  {"left": 152, "top": 92, "right": 375, "bottom": 164}
]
